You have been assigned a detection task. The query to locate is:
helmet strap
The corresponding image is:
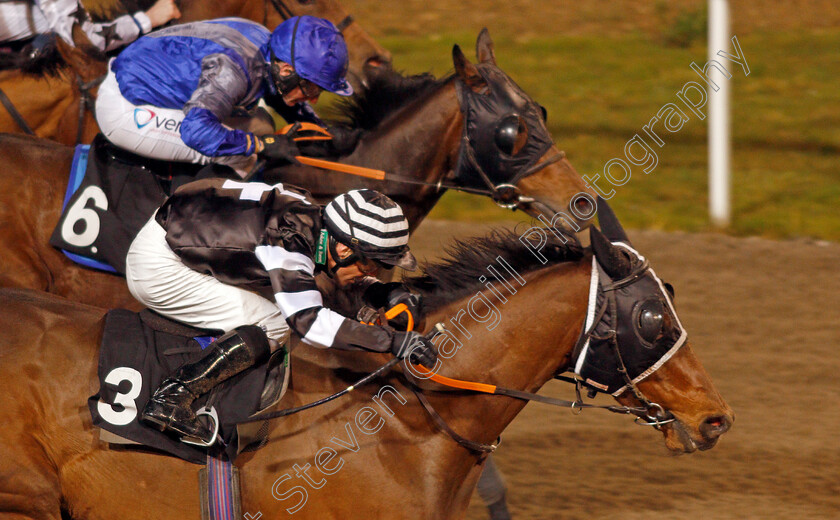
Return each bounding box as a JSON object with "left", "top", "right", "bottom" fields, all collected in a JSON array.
[{"left": 271, "top": 17, "right": 303, "bottom": 97}]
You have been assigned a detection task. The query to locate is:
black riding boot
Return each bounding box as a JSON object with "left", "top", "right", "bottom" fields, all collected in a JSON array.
[{"left": 141, "top": 326, "right": 270, "bottom": 444}]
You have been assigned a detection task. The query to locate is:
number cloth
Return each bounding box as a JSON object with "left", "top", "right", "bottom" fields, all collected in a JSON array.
[{"left": 89, "top": 309, "right": 277, "bottom": 463}]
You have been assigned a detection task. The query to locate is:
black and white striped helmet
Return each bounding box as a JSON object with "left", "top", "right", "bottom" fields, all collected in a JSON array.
[{"left": 323, "top": 189, "right": 417, "bottom": 271}]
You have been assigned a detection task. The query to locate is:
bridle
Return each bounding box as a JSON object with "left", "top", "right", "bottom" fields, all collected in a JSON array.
[
  {"left": 286, "top": 75, "right": 590, "bottom": 219},
  {"left": 263, "top": 0, "right": 356, "bottom": 33},
  {"left": 0, "top": 39, "right": 105, "bottom": 145},
  {"left": 566, "top": 256, "right": 677, "bottom": 428},
  {"left": 455, "top": 126, "right": 565, "bottom": 210}
]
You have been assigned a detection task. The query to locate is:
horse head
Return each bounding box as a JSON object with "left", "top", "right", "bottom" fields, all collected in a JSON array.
[
  {"left": 584, "top": 199, "right": 734, "bottom": 452},
  {"left": 451, "top": 29, "right": 596, "bottom": 231}
]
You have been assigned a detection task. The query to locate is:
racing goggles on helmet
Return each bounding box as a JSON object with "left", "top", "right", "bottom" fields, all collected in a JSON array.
[
  {"left": 270, "top": 49, "right": 323, "bottom": 99},
  {"left": 328, "top": 234, "right": 387, "bottom": 276}
]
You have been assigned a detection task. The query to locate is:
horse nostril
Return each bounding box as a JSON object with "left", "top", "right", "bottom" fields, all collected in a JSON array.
[
  {"left": 700, "top": 415, "right": 732, "bottom": 440},
  {"left": 575, "top": 197, "right": 593, "bottom": 216}
]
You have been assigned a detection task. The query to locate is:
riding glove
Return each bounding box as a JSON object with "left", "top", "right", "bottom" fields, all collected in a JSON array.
[
  {"left": 364, "top": 282, "right": 423, "bottom": 331},
  {"left": 256, "top": 133, "right": 300, "bottom": 165},
  {"left": 391, "top": 331, "right": 437, "bottom": 368},
  {"left": 295, "top": 125, "right": 363, "bottom": 158}
]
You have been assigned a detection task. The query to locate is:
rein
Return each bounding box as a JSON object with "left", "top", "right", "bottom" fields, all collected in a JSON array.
[
  {"left": 235, "top": 308, "right": 673, "bottom": 457},
  {"left": 76, "top": 73, "right": 105, "bottom": 145},
  {"left": 0, "top": 85, "right": 35, "bottom": 135},
  {"left": 283, "top": 122, "right": 565, "bottom": 207}
]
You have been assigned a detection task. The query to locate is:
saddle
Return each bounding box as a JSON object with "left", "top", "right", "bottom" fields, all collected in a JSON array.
[
  {"left": 89, "top": 308, "right": 289, "bottom": 464},
  {"left": 49, "top": 134, "right": 234, "bottom": 274}
]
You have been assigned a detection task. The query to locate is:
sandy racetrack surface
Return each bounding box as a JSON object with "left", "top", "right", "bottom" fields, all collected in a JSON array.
[{"left": 407, "top": 220, "right": 840, "bottom": 520}]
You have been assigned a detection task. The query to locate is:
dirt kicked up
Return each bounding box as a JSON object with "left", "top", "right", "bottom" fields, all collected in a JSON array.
[{"left": 406, "top": 220, "right": 840, "bottom": 520}]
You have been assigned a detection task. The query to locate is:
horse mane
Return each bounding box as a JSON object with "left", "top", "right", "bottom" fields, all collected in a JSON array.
[
  {"left": 0, "top": 36, "right": 66, "bottom": 77},
  {"left": 403, "top": 228, "right": 584, "bottom": 311},
  {"left": 329, "top": 68, "right": 453, "bottom": 130}
]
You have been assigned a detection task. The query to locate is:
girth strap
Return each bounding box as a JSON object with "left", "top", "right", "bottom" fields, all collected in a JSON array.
[{"left": 0, "top": 86, "right": 35, "bottom": 135}]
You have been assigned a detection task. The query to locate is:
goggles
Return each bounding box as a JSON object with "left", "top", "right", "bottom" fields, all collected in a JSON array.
[{"left": 270, "top": 49, "right": 323, "bottom": 100}]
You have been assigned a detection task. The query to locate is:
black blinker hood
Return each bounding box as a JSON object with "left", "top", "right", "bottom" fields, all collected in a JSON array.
[{"left": 453, "top": 63, "right": 554, "bottom": 189}]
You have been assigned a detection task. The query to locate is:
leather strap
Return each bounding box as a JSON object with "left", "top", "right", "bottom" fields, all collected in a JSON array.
[
  {"left": 0, "top": 86, "right": 35, "bottom": 135},
  {"left": 411, "top": 387, "right": 498, "bottom": 455}
]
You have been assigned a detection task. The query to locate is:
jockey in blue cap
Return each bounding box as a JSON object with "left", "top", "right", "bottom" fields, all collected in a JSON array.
[{"left": 94, "top": 16, "right": 356, "bottom": 178}]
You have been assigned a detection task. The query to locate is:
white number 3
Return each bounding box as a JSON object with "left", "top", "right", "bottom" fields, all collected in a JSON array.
[{"left": 97, "top": 367, "right": 143, "bottom": 426}]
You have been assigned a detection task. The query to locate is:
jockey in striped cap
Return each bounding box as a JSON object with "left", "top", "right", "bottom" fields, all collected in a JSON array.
[
  {"left": 323, "top": 189, "right": 417, "bottom": 274},
  {"left": 126, "top": 181, "right": 434, "bottom": 444}
]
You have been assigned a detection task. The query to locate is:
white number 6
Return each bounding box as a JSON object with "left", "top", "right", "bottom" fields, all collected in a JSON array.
[
  {"left": 97, "top": 367, "right": 143, "bottom": 426},
  {"left": 61, "top": 185, "right": 108, "bottom": 248}
]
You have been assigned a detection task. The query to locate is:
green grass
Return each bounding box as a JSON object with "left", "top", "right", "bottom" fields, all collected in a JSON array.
[{"left": 325, "top": 29, "right": 839, "bottom": 240}]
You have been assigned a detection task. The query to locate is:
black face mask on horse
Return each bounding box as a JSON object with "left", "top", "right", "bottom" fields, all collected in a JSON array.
[
  {"left": 451, "top": 33, "right": 562, "bottom": 209},
  {"left": 573, "top": 200, "right": 687, "bottom": 397}
]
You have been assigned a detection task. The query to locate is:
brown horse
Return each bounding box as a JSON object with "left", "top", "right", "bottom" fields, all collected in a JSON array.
[
  {"left": 0, "top": 0, "right": 390, "bottom": 145},
  {"left": 0, "top": 30, "right": 594, "bottom": 310},
  {"left": 0, "top": 209, "right": 732, "bottom": 519}
]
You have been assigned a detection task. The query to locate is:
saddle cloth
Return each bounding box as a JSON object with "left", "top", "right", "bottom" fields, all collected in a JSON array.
[
  {"left": 49, "top": 134, "right": 219, "bottom": 274},
  {"left": 88, "top": 308, "right": 288, "bottom": 464}
]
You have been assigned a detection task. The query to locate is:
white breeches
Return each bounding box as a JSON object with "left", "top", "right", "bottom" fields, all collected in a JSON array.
[
  {"left": 125, "top": 215, "right": 290, "bottom": 342},
  {"left": 95, "top": 66, "right": 255, "bottom": 178}
]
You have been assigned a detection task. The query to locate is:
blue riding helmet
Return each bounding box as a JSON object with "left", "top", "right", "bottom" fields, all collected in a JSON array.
[{"left": 267, "top": 16, "right": 353, "bottom": 96}]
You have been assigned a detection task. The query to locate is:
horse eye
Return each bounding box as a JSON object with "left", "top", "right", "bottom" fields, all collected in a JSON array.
[
  {"left": 637, "top": 300, "right": 665, "bottom": 343},
  {"left": 494, "top": 114, "right": 527, "bottom": 156}
]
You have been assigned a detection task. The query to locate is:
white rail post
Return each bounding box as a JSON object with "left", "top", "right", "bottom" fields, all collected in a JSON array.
[{"left": 708, "top": 0, "right": 731, "bottom": 226}]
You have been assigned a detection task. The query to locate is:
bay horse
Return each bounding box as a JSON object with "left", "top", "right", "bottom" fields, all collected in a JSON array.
[
  {"left": 0, "top": 0, "right": 390, "bottom": 145},
  {"left": 0, "top": 207, "right": 732, "bottom": 519},
  {"left": 0, "top": 30, "right": 594, "bottom": 310}
]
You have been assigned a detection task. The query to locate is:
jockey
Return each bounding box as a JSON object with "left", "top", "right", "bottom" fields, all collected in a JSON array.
[
  {"left": 0, "top": 0, "right": 179, "bottom": 53},
  {"left": 94, "top": 15, "right": 359, "bottom": 179},
  {"left": 126, "top": 182, "right": 435, "bottom": 444}
]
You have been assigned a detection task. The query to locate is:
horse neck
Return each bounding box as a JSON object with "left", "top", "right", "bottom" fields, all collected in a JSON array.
[
  {"left": 424, "top": 259, "right": 591, "bottom": 442},
  {"left": 239, "top": 259, "right": 592, "bottom": 517},
  {"left": 350, "top": 81, "right": 463, "bottom": 230}
]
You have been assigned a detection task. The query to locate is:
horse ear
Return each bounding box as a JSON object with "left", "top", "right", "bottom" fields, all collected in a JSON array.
[
  {"left": 590, "top": 225, "right": 633, "bottom": 280},
  {"left": 476, "top": 28, "right": 496, "bottom": 65},
  {"left": 596, "top": 196, "right": 631, "bottom": 245},
  {"left": 452, "top": 44, "right": 487, "bottom": 93}
]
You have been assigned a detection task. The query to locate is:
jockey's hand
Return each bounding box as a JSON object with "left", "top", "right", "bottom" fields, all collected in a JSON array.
[
  {"left": 294, "top": 125, "right": 362, "bottom": 158},
  {"left": 391, "top": 331, "right": 437, "bottom": 369},
  {"left": 257, "top": 134, "right": 300, "bottom": 165},
  {"left": 145, "top": 0, "right": 181, "bottom": 28},
  {"left": 364, "top": 282, "right": 423, "bottom": 331}
]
